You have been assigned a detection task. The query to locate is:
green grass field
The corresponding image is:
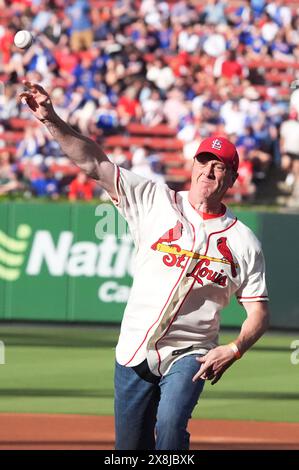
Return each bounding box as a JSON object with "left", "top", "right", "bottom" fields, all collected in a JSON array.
[{"left": 0, "top": 325, "right": 298, "bottom": 422}]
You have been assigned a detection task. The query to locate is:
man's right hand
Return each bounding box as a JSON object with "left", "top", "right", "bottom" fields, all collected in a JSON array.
[{"left": 19, "top": 81, "right": 56, "bottom": 122}]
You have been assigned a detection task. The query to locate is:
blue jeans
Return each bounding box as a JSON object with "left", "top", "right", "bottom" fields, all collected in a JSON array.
[{"left": 114, "top": 354, "right": 205, "bottom": 450}]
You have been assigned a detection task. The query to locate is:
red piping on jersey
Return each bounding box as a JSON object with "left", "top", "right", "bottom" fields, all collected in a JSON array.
[
  {"left": 154, "top": 216, "right": 238, "bottom": 376},
  {"left": 115, "top": 165, "right": 121, "bottom": 204},
  {"left": 111, "top": 164, "right": 121, "bottom": 205},
  {"left": 124, "top": 192, "right": 196, "bottom": 368},
  {"left": 237, "top": 296, "right": 268, "bottom": 299}
]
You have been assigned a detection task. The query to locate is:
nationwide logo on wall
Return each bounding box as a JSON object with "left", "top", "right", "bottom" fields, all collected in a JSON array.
[
  {"left": 0, "top": 224, "right": 32, "bottom": 281},
  {"left": 0, "top": 225, "right": 134, "bottom": 303}
]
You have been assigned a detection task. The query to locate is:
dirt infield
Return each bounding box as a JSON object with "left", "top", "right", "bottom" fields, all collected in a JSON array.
[{"left": 0, "top": 414, "right": 299, "bottom": 450}]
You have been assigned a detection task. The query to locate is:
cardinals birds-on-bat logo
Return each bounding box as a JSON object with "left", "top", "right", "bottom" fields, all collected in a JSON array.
[
  {"left": 217, "top": 237, "right": 237, "bottom": 277},
  {"left": 151, "top": 220, "right": 183, "bottom": 251}
]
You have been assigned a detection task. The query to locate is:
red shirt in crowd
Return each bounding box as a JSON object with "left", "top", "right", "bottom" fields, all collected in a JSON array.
[
  {"left": 238, "top": 160, "right": 253, "bottom": 185},
  {"left": 117, "top": 96, "right": 140, "bottom": 118},
  {"left": 221, "top": 60, "right": 243, "bottom": 79},
  {"left": 69, "top": 177, "right": 94, "bottom": 200},
  {"left": 0, "top": 30, "right": 14, "bottom": 64},
  {"left": 54, "top": 50, "right": 79, "bottom": 74}
]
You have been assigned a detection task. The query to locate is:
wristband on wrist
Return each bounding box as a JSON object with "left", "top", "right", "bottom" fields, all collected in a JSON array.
[{"left": 228, "top": 342, "right": 242, "bottom": 359}]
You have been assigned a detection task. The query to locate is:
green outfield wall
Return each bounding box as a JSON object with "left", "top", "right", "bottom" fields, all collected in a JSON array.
[{"left": 0, "top": 202, "right": 297, "bottom": 328}]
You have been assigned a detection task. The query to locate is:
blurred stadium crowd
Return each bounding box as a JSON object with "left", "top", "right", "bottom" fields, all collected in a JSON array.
[{"left": 1, "top": 0, "right": 299, "bottom": 206}]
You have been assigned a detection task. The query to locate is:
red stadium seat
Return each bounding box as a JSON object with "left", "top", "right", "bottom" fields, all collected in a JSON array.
[
  {"left": 104, "top": 135, "right": 183, "bottom": 152},
  {"left": 90, "top": 0, "right": 118, "bottom": 7},
  {"left": 0, "top": 146, "right": 17, "bottom": 155},
  {"left": 160, "top": 152, "right": 184, "bottom": 166},
  {"left": 0, "top": 131, "right": 24, "bottom": 144},
  {"left": 265, "top": 72, "right": 294, "bottom": 85},
  {"left": 166, "top": 167, "right": 191, "bottom": 182},
  {"left": 9, "top": 118, "right": 37, "bottom": 130},
  {"left": 248, "top": 60, "right": 299, "bottom": 71},
  {"left": 127, "top": 123, "right": 177, "bottom": 138},
  {"left": 49, "top": 164, "right": 79, "bottom": 175}
]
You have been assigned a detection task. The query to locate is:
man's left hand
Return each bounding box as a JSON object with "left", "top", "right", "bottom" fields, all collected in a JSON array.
[{"left": 192, "top": 345, "right": 236, "bottom": 385}]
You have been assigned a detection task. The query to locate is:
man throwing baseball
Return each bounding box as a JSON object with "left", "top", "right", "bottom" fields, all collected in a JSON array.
[{"left": 20, "top": 82, "right": 270, "bottom": 450}]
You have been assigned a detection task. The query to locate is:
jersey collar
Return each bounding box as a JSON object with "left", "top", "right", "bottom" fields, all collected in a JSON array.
[{"left": 177, "top": 191, "right": 236, "bottom": 231}]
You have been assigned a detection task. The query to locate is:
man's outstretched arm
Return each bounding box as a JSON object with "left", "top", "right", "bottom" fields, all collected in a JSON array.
[{"left": 19, "top": 81, "right": 116, "bottom": 199}]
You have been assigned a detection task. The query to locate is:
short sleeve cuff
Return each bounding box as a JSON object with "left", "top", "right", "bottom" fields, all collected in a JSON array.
[{"left": 237, "top": 295, "right": 269, "bottom": 303}]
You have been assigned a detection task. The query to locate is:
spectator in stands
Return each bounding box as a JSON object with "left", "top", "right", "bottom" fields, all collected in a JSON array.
[
  {"left": 53, "top": 41, "right": 79, "bottom": 78},
  {"left": 73, "top": 55, "right": 98, "bottom": 100},
  {"left": 155, "top": 20, "right": 173, "bottom": 51},
  {"left": 0, "top": 151, "right": 20, "bottom": 196},
  {"left": 93, "top": 97, "right": 120, "bottom": 135},
  {"left": 40, "top": 131, "right": 66, "bottom": 163},
  {"left": 146, "top": 57, "right": 175, "bottom": 94},
  {"left": 266, "top": 0, "right": 292, "bottom": 28},
  {"left": 2, "top": 0, "right": 299, "bottom": 205},
  {"left": 50, "top": 87, "right": 72, "bottom": 122},
  {"left": 280, "top": 109, "right": 299, "bottom": 206},
  {"left": 66, "top": 0, "right": 93, "bottom": 52},
  {"left": 22, "top": 39, "right": 57, "bottom": 79},
  {"left": 290, "top": 81, "right": 299, "bottom": 117},
  {"left": 220, "top": 100, "right": 247, "bottom": 136},
  {"left": 250, "top": 0, "right": 266, "bottom": 19},
  {"left": 117, "top": 86, "right": 142, "bottom": 126},
  {"left": 217, "top": 50, "right": 244, "bottom": 82},
  {"left": 113, "top": 0, "right": 137, "bottom": 28},
  {"left": 236, "top": 126, "right": 257, "bottom": 154},
  {"left": 270, "top": 30, "right": 293, "bottom": 61},
  {"left": 0, "top": 84, "right": 19, "bottom": 121},
  {"left": 131, "top": 146, "right": 165, "bottom": 183},
  {"left": 227, "top": 1, "right": 252, "bottom": 26},
  {"left": 250, "top": 114, "right": 273, "bottom": 179},
  {"left": 70, "top": 97, "right": 97, "bottom": 134},
  {"left": 43, "top": 13, "right": 64, "bottom": 45},
  {"left": 239, "top": 86, "right": 262, "bottom": 124},
  {"left": 32, "top": 0, "right": 53, "bottom": 33},
  {"left": 163, "top": 87, "right": 190, "bottom": 129},
  {"left": 233, "top": 146, "right": 256, "bottom": 202},
  {"left": 260, "top": 12, "right": 279, "bottom": 44},
  {"left": 30, "top": 168, "right": 59, "bottom": 199},
  {"left": 141, "top": 0, "right": 164, "bottom": 26},
  {"left": 202, "top": 0, "right": 227, "bottom": 25},
  {"left": 140, "top": 89, "right": 164, "bottom": 126},
  {"left": 177, "top": 24, "right": 200, "bottom": 54},
  {"left": 16, "top": 126, "right": 46, "bottom": 162},
  {"left": 0, "top": 23, "right": 15, "bottom": 73},
  {"left": 68, "top": 171, "right": 94, "bottom": 200},
  {"left": 108, "top": 146, "right": 130, "bottom": 169},
  {"left": 90, "top": 5, "right": 111, "bottom": 41},
  {"left": 170, "top": 1, "right": 197, "bottom": 26},
  {"left": 201, "top": 27, "right": 226, "bottom": 58}
]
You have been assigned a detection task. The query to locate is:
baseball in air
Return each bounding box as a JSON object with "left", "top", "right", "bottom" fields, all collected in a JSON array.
[{"left": 14, "top": 30, "right": 34, "bottom": 49}]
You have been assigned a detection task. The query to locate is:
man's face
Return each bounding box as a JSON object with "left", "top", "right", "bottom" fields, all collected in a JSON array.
[{"left": 191, "top": 153, "right": 237, "bottom": 202}]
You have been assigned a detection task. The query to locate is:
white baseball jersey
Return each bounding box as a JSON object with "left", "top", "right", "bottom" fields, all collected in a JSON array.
[{"left": 111, "top": 165, "right": 268, "bottom": 376}]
